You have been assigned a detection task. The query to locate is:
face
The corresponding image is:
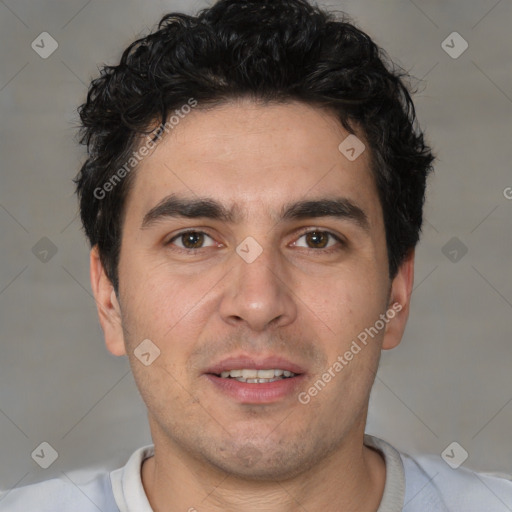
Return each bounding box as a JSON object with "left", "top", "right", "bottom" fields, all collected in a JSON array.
[{"left": 91, "top": 99, "right": 413, "bottom": 480}]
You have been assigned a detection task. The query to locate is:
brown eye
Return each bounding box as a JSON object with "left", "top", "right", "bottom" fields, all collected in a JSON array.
[
  {"left": 294, "top": 230, "right": 342, "bottom": 251},
  {"left": 305, "top": 231, "right": 329, "bottom": 248},
  {"left": 167, "top": 231, "right": 215, "bottom": 250}
]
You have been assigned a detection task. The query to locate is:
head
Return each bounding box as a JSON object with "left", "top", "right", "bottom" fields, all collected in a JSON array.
[{"left": 76, "top": 0, "right": 433, "bottom": 480}]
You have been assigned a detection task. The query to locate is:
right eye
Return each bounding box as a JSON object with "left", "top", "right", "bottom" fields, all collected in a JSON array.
[{"left": 166, "top": 230, "right": 218, "bottom": 251}]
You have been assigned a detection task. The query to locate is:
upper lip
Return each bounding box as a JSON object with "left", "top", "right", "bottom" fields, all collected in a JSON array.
[{"left": 205, "top": 354, "right": 306, "bottom": 376}]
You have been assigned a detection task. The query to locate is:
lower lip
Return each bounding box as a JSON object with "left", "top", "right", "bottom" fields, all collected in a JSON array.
[{"left": 205, "top": 374, "right": 306, "bottom": 404}]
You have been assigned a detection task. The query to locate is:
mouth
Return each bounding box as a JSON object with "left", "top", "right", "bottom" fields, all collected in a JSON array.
[
  {"left": 215, "top": 368, "right": 298, "bottom": 383},
  {"left": 204, "top": 356, "right": 306, "bottom": 404}
]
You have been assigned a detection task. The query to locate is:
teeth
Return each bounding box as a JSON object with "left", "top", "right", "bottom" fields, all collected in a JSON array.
[
  {"left": 218, "top": 368, "right": 298, "bottom": 382},
  {"left": 256, "top": 369, "right": 275, "bottom": 379},
  {"left": 235, "top": 377, "right": 286, "bottom": 383}
]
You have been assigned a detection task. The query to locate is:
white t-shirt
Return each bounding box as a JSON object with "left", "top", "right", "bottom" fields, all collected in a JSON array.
[{"left": 1, "top": 435, "right": 511, "bottom": 511}]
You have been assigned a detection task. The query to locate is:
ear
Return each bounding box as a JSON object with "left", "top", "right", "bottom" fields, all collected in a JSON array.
[
  {"left": 381, "top": 249, "right": 415, "bottom": 350},
  {"left": 89, "top": 245, "right": 126, "bottom": 356}
]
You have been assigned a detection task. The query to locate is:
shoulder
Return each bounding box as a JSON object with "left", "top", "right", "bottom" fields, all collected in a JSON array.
[
  {"left": 0, "top": 470, "right": 119, "bottom": 512},
  {"left": 401, "top": 451, "right": 512, "bottom": 512}
]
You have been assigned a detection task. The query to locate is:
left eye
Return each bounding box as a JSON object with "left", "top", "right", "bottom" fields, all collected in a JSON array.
[{"left": 293, "top": 230, "right": 342, "bottom": 250}]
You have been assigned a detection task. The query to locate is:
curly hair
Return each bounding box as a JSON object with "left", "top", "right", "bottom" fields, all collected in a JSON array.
[{"left": 74, "top": 0, "right": 434, "bottom": 294}]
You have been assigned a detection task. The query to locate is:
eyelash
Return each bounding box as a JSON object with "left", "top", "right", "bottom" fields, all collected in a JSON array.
[{"left": 165, "top": 228, "right": 346, "bottom": 255}]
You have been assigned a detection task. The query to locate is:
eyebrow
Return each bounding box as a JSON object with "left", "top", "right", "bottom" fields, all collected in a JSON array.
[{"left": 141, "top": 193, "right": 370, "bottom": 232}]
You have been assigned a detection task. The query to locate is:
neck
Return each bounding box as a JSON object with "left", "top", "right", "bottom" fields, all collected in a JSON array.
[{"left": 141, "top": 427, "right": 386, "bottom": 512}]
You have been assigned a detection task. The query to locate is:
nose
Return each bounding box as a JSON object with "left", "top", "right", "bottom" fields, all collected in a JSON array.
[{"left": 218, "top": 242, "right": 297, "bottom": 332}]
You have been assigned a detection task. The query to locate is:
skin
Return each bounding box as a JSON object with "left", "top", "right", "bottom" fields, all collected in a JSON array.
[{"left": 90, "top": 99, "right": 414, "bottom": 512}]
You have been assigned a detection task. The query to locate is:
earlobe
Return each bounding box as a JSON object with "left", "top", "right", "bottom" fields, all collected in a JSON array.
[
  {"left": 89, "top": 245, "right": 127, "bottom": 357},
  {"left": 381, "top": 249, "right": 415, "bottom": 350}
]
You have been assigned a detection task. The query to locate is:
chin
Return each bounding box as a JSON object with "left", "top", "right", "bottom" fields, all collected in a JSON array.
[{"left": 201, "top": 439, "right": 332, "bottom": 482}]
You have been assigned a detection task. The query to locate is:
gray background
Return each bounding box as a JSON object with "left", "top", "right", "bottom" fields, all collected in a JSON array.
[{"left": 1, "top": 0, "right": 511, "bottom": 494}]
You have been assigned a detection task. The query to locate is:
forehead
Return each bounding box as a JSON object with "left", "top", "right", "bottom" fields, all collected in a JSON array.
[{"left": 125, "top": 100, "right": 382, "bottom": 227}]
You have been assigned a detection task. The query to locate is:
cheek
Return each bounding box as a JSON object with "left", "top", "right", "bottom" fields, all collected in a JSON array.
[
  {"left": 120, "top": 264, "right": 215, "bottom": 360},
  {"left": 301, "top": 267, "right": 388, "bottom": 341}
]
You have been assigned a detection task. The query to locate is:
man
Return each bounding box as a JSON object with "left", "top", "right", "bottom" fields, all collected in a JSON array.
[{"left": 2, "top": 0, "right": 511, "bottom": 510}]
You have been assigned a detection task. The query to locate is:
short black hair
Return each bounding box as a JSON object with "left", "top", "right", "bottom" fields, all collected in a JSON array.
[{"left": 74, "top": 0, "right": 434, "bottom": 294}]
